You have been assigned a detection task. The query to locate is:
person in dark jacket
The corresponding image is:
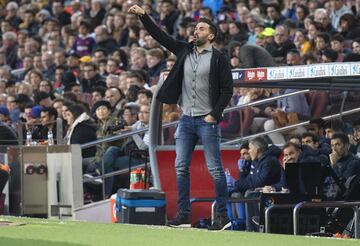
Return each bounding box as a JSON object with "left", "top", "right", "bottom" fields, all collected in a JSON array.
[
  {"left": 266, "top": 25, "right": 296, "bottom": 64},
  {"left": 234, "top": 137, "right": 282, "bottom": 193},
  {"left": 93, "top": 26, "right": 118, "bottom": 56},
  {"left": 238, "top": 41, "right": 276, "bottom": 68},
  {"left": 329, "top": 133, "right": 360, "bottom": 180},
  {"left": 129, "top": 5, "right": 233, "bottom": 230},
  {"left": 64, "top": 104, "right": 97, "bottom": 160},
  {"left": 324, "top": 133, "right": 360, "bottom": 199}
]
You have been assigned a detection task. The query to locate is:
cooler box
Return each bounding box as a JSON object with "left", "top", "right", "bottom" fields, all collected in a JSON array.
[{"left": 117, "top": 189, "right": 166, "bottom": 225}]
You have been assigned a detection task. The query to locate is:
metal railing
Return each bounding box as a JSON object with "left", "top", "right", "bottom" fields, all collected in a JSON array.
[
  {"left": 293, "top": 201, "right": 360, "bottom": 238},
  {"left": 79, "top": 89, "right": 310, "bottom": 149}
]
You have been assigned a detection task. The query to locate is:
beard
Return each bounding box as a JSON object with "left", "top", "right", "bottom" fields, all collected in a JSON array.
[{"left": 194, "top": 36, "right": 207, "bottom": 46}]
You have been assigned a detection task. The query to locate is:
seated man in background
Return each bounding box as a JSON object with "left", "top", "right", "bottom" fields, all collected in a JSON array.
[
  {"left": 231, "top": 137, "right": 281, "bottom": 231},
  {"left": 324, "top": 133, "right": 360, "bottom": 199}
]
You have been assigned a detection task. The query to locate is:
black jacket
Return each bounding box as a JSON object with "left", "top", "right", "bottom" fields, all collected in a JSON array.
[
  {"left": 139, "top": 14, "right": 233, "bottom": 121},
  {"left": 239, "top": 42, "right": 276, "bottom": 68},
  {"left": 70, "top": 120, "right": 97, "bottom": 158}
]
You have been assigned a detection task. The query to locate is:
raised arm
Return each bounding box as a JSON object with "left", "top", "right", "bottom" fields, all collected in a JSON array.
[{"left": 128, "top": 5, "right": 186, "bottom": 55}]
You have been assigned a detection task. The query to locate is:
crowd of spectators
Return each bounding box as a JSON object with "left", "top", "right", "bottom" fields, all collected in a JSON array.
[{"left": 0, "top": 0, "right": 360, "bottom": 200}]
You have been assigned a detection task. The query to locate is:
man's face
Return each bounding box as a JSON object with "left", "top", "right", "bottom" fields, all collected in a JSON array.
[
  {"left": 123, "top": 109, "right": 137, "bottom": 125},
  {"left": 146, "top": 55, "right": 161, "bottom": 68},
  {"left": 53, "top": 101, "right": 63, "bottom": 118},
  {"left": 283, "top": 146, "right": 300, "bottom": 163},
  {"left": 331, "top": 40, "right": 343, "bottom": 53},
  {"left": 240, "top": 148, "right": 251, "bottom": 161},
  {"left": 286, "top": 53, "right": 301, "bottom": 65},
  {"left": 314, "top": 12, "right": 329, "bottom": 27},
  {"left": 92, "top": 91, "right": 103, "bottom": 103},
  {"left": 331, "top": 138, "right": 347, "bottom": 157},
  {"left": 71, "top": 85, "right": 82, "bottom": 100},
  {"left": 105, "top": 89, "right": 120, "bottom": 107},
  {"left": 274, "top": 27, "right": 287, "bottom": 45},
  {"left": 352, "top": 41, "right": 360, "bottom": 54},
  {"left": 125, "top": 14, "right": 138, "bottom": 27},
  {"left": 267, "top": 7, "right": 278, "bottom": 20},
  {"left": 54, "top": 52, "right": 65, "bottom": 66},
  {"left": 301, "top": 136, "right": 319, "bottom": 150},
  {"left": 95, "top": 28, "right": 107, "bottom": 43},
  {"left": 40, "top": 111, "right": 53, "bottom": 126},
  {"left": 83, "top": 65, "right": 96, "bottom": 80},
  {"left": 131, "top": 53, "right": 146, "bottom": 70},
  {"left": 194, "top": 22, "right": 213, "bottom": 46},
  {"left": 137, "top": 93, "right": 150, "bottom": 105},
  {"left": 325, "top": 128, "right": 334, "bottom": 139},
  {"left": 248, "top": 143, "right": 260, "bottom": 161}
]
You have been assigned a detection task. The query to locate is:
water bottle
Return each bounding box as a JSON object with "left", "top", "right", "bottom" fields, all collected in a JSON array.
[
  {"left": 225, "top": 168, "right": 235, "bottom": 190},
  {"left": 48, "top": 129, "right": 54, "bottom": 146},
  {"left": 26, "top": 129, "right": 32, "bottom": 146}
]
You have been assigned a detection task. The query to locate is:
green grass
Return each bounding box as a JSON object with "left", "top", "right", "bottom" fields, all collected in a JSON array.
[{"left": 0, "top": 216, "right": 358, "bottom": 246}]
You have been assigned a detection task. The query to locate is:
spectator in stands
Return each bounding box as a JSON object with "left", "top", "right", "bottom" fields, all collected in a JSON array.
[
  {"left": 159, "top": 0, "right": 180, "bottom": 36},
  {"left": 146, "top": 48, "right": 166, "bottom": 81},
  {"left": 32, "top": 106, "right": 58, "bottom": 141},
  {"left": 64, "top": 103, "right": 97, "bottom": 161},
  {"left": 245, "top": 13, "right": 263, "bottom": 45},
  {"left": 263, "top": 80, "right": 310, "bottom": 144},
  {"left": 308, "top": 118, "right": 328, "bottom": 143},
  {"left": 80, "top": 62, "right": 106, "bottom": 93},
  {"left": 130, "top": 47, "right": 148, "bottom": 71},
  {"left": 330, "top": 34, "right": 348, "bottom": 62},
  {"left": 105, "top": 87, "right": 126, "bottom": 112},
  {"left": 266, "top": 25, "right": 296, "bottom": 64},
  {"left": 20, "top": 10, "right": 39, "bottom": 37},
  {"left": 1, "top": 31, "right": 18, "bottom": 69},
  {"left": 41, "top": 52, "right": 56, "bottom": 82},
  {"left": 51, "top": 0, "right": 71, "bottom": 27},
  {"left": 71, "top": 20, "right": 95, "bottom": 57},
  {"left": 86, "top": 100, "right": 127, "bottom": 191},
  {"left": 315, "top": 32, "right": 331, "bottom": 59},
  {"left": 91, "top": 86, "right": 106, "bottom": 104},
  {"left": 28, "top": 69, "right": 43, "bottom": 94},
  {"left": 294, "top": 29, "right": 312, "bottom": 55},
  {"left": 35, "top": 90, "right": 53, "bottom": 106},
  {"left": 119, "top": 12, "right": 139, "bottom": 47},
  {"left": 86, "top": 0, "right": 106, "bottom": 29},
  {"left": 314, "top": 8, "right": 337, "bottom": 35},
  {"left": 236, "top": 40, "right": 275, "bottom": 68},
  {"left": 5, "top": 2, "right": 21, "bottom": 29},
  {"left": 137, "top": 89, "right": 153, "bottom": 106},
  {"left": 93, "top": 25, "right": 118, "bottom": 55},
  {"left": 264, "top": 3, "right": 286, "bottom": 29},
  {"left": 123, "top": 103, "right": 140, "bottom": 127},
  {"left": 320, "top": 48, "right": 339, "bottom": 63},
  {"left": 329, "top": 0, "right": 352, "bottom": 30},
  {"left": 339, "top": 13, "right": 360, "bottom": 40}
]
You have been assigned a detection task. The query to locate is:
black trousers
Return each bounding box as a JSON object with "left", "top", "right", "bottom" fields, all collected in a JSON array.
[{"left": 0, "top": 169, "right": 9, "bottom": 194}]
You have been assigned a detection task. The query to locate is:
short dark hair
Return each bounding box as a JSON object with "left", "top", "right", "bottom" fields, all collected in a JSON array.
[
  {"left": 198, "top": 17, "right": 217, "bottom": 41},
  {"left": 138, "top": 89, "right": 153, "bottom": 99},
  {"left": 42, "top": 106, "right": 58, "bottom": 119},
  {"left": 309, "top": 118, "right": 325, "bottom": 128},
  {"left": 67, "top": 103, "right": 86, "bottom": 120},
  {"left": 240, "top": 142, "right": 249, "bottom": 150},
  {"left": 92, "top": 86, "right": 107, "bottom": 97},
  {"left": 331, "top": 132, "right": 349, "bottom": 145},
  {"left": 301, "top": 132, "right": 319, "bottom": 143}
]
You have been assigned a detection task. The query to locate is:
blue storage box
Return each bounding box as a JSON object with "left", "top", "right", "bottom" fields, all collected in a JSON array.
[{"left": 116, "top": 189, "right": 166, "bottom": 225}]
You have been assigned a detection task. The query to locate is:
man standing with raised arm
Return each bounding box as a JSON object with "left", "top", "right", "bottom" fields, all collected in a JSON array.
[{"left": 129, "top": 5, "right": 233, "bottom": 230}]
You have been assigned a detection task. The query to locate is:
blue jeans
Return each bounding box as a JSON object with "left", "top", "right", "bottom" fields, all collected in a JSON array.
[
  {"left": 100, "top": 146, "right": 141, "bottom": 197},
  {"left": 175, "top": 115, "right": 228, "bottom": 216}
]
